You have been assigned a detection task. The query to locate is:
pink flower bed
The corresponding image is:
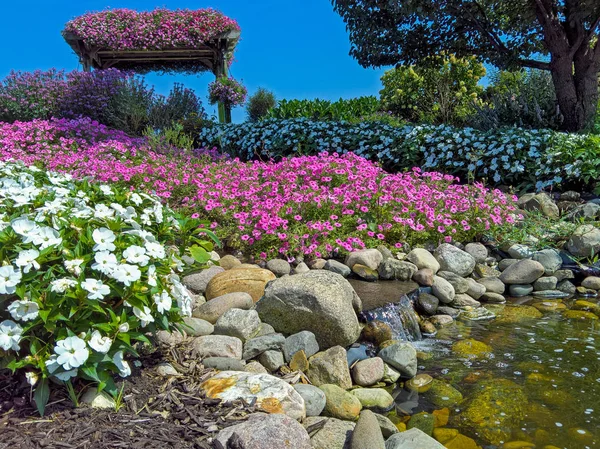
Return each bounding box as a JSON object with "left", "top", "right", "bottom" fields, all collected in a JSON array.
[{"left": 0, "top": 119, "right": 519, "bottom": 259}]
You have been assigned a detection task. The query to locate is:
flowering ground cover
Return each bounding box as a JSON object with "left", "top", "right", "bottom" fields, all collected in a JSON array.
[{"left": 0, "top": 118, "right": 519, "bottom": 261}]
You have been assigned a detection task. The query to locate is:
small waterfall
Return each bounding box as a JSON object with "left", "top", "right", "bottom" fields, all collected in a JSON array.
[{"left": 359, "top": 293, "right": 422, "bottom": 341}]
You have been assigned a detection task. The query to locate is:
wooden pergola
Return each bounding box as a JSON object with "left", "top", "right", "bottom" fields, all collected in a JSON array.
[{"left": 62, "top": 30, "right": 241, "bottom": 123}]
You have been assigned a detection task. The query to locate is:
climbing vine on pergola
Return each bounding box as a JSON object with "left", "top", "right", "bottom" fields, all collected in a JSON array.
[{"left": 62, "top": 8, "right": 241, "bottom": 123}]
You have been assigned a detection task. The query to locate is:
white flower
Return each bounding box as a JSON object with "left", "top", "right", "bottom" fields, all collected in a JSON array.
[
  {"left": 31, "top": 227, "right": 62, "bottom": 250},
  {"left": 7, "top": 300, "right": 39, "bottom": 322},
  {"left": 170, "top": 277, "right": 192, "bottom": 317},
  {"left": 130, "top": 193, "right": 143, "bottom": 205},
  {"left": 81, "top": 278, "right": 110, "bottom": 300},
  {"left": 112, "top": 351, "right": 131, "bottom": 378},
  {"left": 94, "top": 204, "right": 115, "bottom": 220},
  {"left": 118, "top": 322, "right": 130, "bottom": 333},
  {"left": 25, "top": 371, "right": 39, "bottom": 386},
  {"left": 133, "top": 306, "right": 154, "bottom": 327},
  {"left": 15, "top": 249, "right": 40, "bottom": 274},
  {"left": 123, "top": 245, "right": 149, "bottom": 266},
  {"left": 50, "top": 278, "right": 78, "bottom": 293},
  {"left": 11, "top": 217, "right": 38, "bottom": 241},
  {"left": 88, "top": 330, "right": 112, "bottom": 353},
  {"left": 0, "top": 320, "right": 23, "bottom": 351},
  {"left": 99, "top": 185, "right": 113, "bottom": 195},
  {"left": 54, "top": 336, "right": 89, "bottom": 370},
  {"left": 147, "top": 264, "right": 157, "bottom": 287},
  {"left": 92, "top": 227, "right": 116, "bottom": 252},
  {"left": 91, "top": 251, "right": 118, "bottom": 275},
  {"left": 112, "top": 264, "right": 141, "bottom": 286},
  {"left": 0, "top": 265, "right": 22, "bottom": 295},
  {"left": 145, "top": 242, "right": 165, "bottom": 259},
  {"left": 153, "top": 291, "right": 172, "bottom": 314},
  {"left": 45, "top": 354, "right": 78, "bottom": 381},
  {"left": 64, "top": 259, "right": 84, "bottom": 276}
]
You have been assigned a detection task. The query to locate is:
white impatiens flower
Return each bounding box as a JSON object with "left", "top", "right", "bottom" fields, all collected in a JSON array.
[
  {"left": 81, "top": 278, "right": 110, "bottom": 300},
  {"left": 170, "top": 277, "right": 192, "bottom": 317},
  {"left": 31, "top": 227, "right": 62, "bottom": 250},
  {"left": 54, "top": 336, "right": 89, "bottom": 370},
  {"left": 91, "top": 251, "right": 118, "bottom": 275},
  {"left": 0, "top": 265, "right": 22, "bottom": 295},
  {"left": 122, "top": 245, "right": 149, "bottom": 266},
  {"left": 94, "top": 204, "right": 115, "bottom": 220},
  {"left": 0, "top": 320, "right": 23, "bottom": 351},
  {"left": 88, "top": 330, "right": 112, "bottom": 353},
  {"left": 145, "top": 242, "right": 165, "bottom": 259},
  {"left": 45, "top": 354, "right": 78, "bottom": 381},
  {"left": 11, "top": 217, "right": 39, "bottom": 241},
  {"left": 7, "top": 300, "right": 39, "bottom": 322},
  {"left": 118, "top": 322, "right": 130, "bottom": 333},
  {"left": 92, "top": 227, "right": 116, "bottom": 252},
  {"left": 147, "top": 264, "right": 157, "bottom": 287},
  {"left": 113, "top": 351, "right": 131, "bottom": 378},
  {"left": 99, "top": 185, "right": 113, "bottom": 196},
  {"left": 50, "top": 278, "right": 78, "bottom": 293},
  {"left": 153, "top": 291, "right": 172, "bottom": 314},
  {"left": 133, "top": 306, "right": 154, "bottom": 327},
  {"left": 15, "top": 249, "right": 40, "bottom": 274},
  {"left": 64, "top": 258, "right": 84, "bottom": 276},
  {"left": 25, "top": 371, "right": 39, "bottom": 386},
  {"left": 112, "top": 264, "right": 141, "bottom": 286},
  {"left": 130, "top": 193, "right": 143, "bottom": 205}
]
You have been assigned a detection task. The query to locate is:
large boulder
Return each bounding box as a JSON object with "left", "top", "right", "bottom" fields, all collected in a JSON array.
[
  {"left": 566, "top": 224, "right": 600, "bottom": 258},
  {"left": 518, "top": 192, "right": 559, "bottom": 218},
  {"left": 378, "top": 259, "right": 418, "bottom": 281},
  {"left": 214, "top": 309, "right": 262, "bottom": 342},
  {"left": 532, "top": 249, "right": 563, "bottom": 275},
  {"left": 201, "top": 371, "right": 306, "bottom": 420},
  {"left": 433, "top": 244, "right": 476, "bottom": 277},
  {"left": 499, "top": 259, "right": 545, "bottom": 284},
  {"left": 406, "top": 249, "right": 440, "bottom": 273},
  {"left": 205, "top": 268, "right": 276, "bottom": 303},
  {"left": 256, "top": 271, "right": 361, "bottom": 349},
  {"left": 345, "top": 249, "right": 383, "bottom": 270},
  {"left": 214, "top": 413, "right": 311, "bottom": 449}
]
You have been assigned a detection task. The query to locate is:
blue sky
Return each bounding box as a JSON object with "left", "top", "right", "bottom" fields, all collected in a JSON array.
[{"left": 0, "top": 0, "right": 387, "bottom": 122}]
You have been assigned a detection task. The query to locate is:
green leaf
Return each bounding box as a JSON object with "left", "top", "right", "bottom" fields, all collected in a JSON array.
[
  {"left": 81, "top": 366, "right": 100, "bottom": 382},
  {"left": 39, "top": 309, "right": 50, "bottom": 323},
  {"left": 117, "top": 333, "right": 131, "bottom": 346},
  {"left": 34, "top": 378, "right": 50, "bottom": 416},
  {"left": 189, "top": 245, "right": 210, "bottom": 264}
]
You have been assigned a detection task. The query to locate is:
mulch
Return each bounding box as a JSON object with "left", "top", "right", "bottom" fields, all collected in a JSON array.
[{"left": 0, "top": 346, "right": 255, "bottom": 449}]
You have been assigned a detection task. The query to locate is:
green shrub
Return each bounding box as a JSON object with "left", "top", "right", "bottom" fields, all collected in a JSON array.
[
  {"left": 246, "top": 88, "right": 277, "bottom": 122},
  {"left": 149, "top": 83, "right": 206, "bottom": 131},
  {"left": 267, "top": 96, "right": 380, "bottom": 121}
]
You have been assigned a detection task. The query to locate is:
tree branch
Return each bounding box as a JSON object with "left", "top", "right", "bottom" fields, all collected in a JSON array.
[{"left": 518, "top": 58, "right": 552, "bottom": 70}]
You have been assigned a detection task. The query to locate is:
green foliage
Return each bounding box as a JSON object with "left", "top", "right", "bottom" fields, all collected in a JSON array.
[
  {"left": 267, "top": 96, "right": 380, "bottom": 121},
  {"left": 548, "top": 132, "right": 600, "bottom": 194},
  {"left": 149, "top": 83, "right": 206, "bottom": 131},
  {"left": 246, "top": 88, "right": 277, "bottom": 122},
  {"left": 143, "top": 123, "right": 196, "bottom": 153},
  {"left": 103, "top": 76, "right": 155, "bottom": 136},
  {"left": 380, "top": 54, "right": 486, "bottom": 125}
]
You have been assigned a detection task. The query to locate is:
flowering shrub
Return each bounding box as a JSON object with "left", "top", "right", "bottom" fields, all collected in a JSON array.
[
  {"left": 267, "top": 96, "right": 380, "bottom": 121},
  {"left": 0, "top": 159, "right": 217, "bottom": 414},
  {"left": 208, "top": 77, "right": 247, "bottom": 107}
]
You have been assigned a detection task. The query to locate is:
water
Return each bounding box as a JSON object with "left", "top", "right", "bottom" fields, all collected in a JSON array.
[{"left": 360, "top": 293, "right": 423, "bottom": 342}]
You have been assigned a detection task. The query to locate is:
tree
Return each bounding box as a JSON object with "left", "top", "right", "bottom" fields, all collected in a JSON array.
[{"left": 331, "top": 0, "right": 600, "bottom": 132}]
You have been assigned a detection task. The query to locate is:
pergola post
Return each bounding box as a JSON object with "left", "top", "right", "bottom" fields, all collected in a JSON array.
[{"left": 214, "top": 51, "right": 232, "bottom": 124}]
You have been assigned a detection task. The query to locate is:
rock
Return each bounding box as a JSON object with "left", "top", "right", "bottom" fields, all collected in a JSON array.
[
  {"left": 243, "top": 334, "right": 286, "bottom": 360},
  {"left": 532, "top": 249, "right": 563, "bottom": 275},
  {"left": 202, "top": 371, "right": 306, "bottom": 420},
  {"left": 480, "top": 292, "right": 506, "bottom": 303},
  {"left": 377, "top": 245, "right": 394, "bottom": 261},
  {"left": 256, "top": 271, "right": 361, "bottom": 349},
  {"left": 193, "top": 335, "right": 243, "bottom": 360},
  {"left": 325, "top": 259, "right": 352, "bottom": 277},
  {"left": 518, "top": 192, "right": 559, "bottom": 218},
  {"left": 377, "top": 341, "right": 417, "bottom": 378},
  {"left": 156, "top": 329, "right": 185, "bottom": 346},
  {"left": 532, "top": 300, "right": 567, "bottom": 312},
  {"left": 412, "top": 268, "right": 434, "bottom": 286},
  {"left": 476, "top": 277, "right": 505, "bottom": 294},
  {"left": 577, "top": 286, "right": 598, "bottom": 296},
  {"left": 378, "top": 259, "right": 418, "bottom": 281},
  {"left": 437, "top": 271, "right": 470, "bottom": 294},
  {"left": 214, "top": 309, "right": 261, "bottom": 342},
  {"left": 436, "top": 306, "right": 461, "bottom": 318},
  {"left": 567, "top": 202, "right": 600, "bottom": 220},
  {"left": 294, "top": 384, "right": 326, "bottom": 417},
  {"left": 80, "top": 389, "right": 116, "bottom": 409},
  {"left": 431, "top": 276, "right": 455, "bottom": 304},
  {"left": 499, "top": 259, "right": 545, "bottom": 284},
  {"left": 460, "top": 307, "right": 496, "bottom": 320},
  {"left": 429, "top": 315, "right": 454, "bottom": 327},
  {"left": 309, "top": 417, "right": 355, "bottom": 449},
  {"left": 563, "top": 310, "right": 599, "bottom": 320},
  {"left": 309, "top": 258, "right": 327, "bottom": 269},
  {"left": 345, "top": 249, "right": 383, "bottom": 270},
  {"left": 423, "top": 379, "right": 463, "bottom": 407},
  {"left": 473, "top": 264, "right": 501, "bottom": 278},
  {"left": 245, "top": 361, "right": 269, "bottom": 374},
  {"left": 417, "top": 293, "right": 439, "bottom": 315},
  {"left": 533, "top": 276, "right": 558, "bottom": 291},
  {"left": 419, "top": 320, "right": 437, "bottom": 335},
  {"left": 202, "top": 357, "right": 246, "bottom": 371},
  {"left": 156, "top": 362, "right": 180, "bottom": 377},
  {"left": 532, "top": 289, "right": 570, "bottom": 299},
  {"left": 352, "top": 264, "right": 379, "bottom": 281},
  {"left": 465, "top": 278, "right": 486, "bottom": 299},
  {"left": 180, "top": 317, "right": 214, "bottom": 336},
  {"left": 498, "top": 259, "right": 518, "bottom": 271},
  {"left": 320, "top": 384, "right": 362, "bottom": 421},
  {"left": 507, "top": 244, "right": 533, "bottom": 259},
  {"left": 205, "top": 268, "right": 276, "bottom": 303},
  {"left": 557, "top": 280, "right": 577, "bottom": 295},
  {"left": 307, "top": 346, "right": 352, "bottom": 389},
  {"left": 183, "top": 266, "right": 225, "bottom": 294},
  {"left": 194, "top": 292, "right": 254, "bottom": 324},
  {"left": 407, "top": 412, "right": 435, "bottom": 436},
  {"left": 374, "top": 413, "right": 399, "bottom": 439},
  {"left": 382, "top": 363, "right": 401, "bottom": 384},
  {"left": 495, "top": 305, "right": 543, "bottom": 323},
  {"left": 258, "top": 350, "right": 285, "bottom": 372},
  {"left": 284, "top": 331, "right": 320, "bottom": 362},
  {"left": 560, "top": 190, "right": 580, "bottom": 201},
  {"left": 290, "top": 350, "right": 310, "bottom": 372},
  {"left": 294, "top": 262, "right": 310, "bottom": 274},
  {"left": 385, "top": 428, "right": 446, "bottom": 449},
  {"left": 405, "top": 373, "right": 433, "bottom": 393},
  {"left": 351, "top": 357, "right": 384, "bottom": 387},
  {"left": 406, "top": 248, "right": 440, "bottom": 273},
  {"left": 582, "top": 276, "right": 600, "bottom": 290},
  {"left": 433, "top": 244, "right": 476, "bottom": 277},
  {"left": 361, "top": 321, "right": 393, "bottom": 346},
  {"left": 254, "top": 323, "right": 276, "bottom": 337},
  {"left": 351, "top": 388, "right": 394, "bottom": 412},
  {"left": 219, "top": 255, "right": 242, "bottom": 270},
  {"left": 567, "top": 224, "right": 600, "bottom": 258},
  {"left": 266, "top": 259, "right": 291, "bottom": 277},
  {"left": 451, "top": 293, "right": 480, "bottom": 309},
  {"left": 464, "top": 243, "right": 488, "bottom": 263},
  {"left": 452, "top": 338, "right": 492, "bottom": 359},
  {"left": 351, "top": 410, "right": 385, "bottom": 449},
  {"left": 572, "top": 299, "right": 600, "bottom": 314},
  {"left": 508, "top": 284, "right": 534, "bottom": 297},
  {"left": 214, "top": 413, "right": 311, "bottom": 449},
  {"left": 554, "top": 269, "right": 574, "bottom": 282}
]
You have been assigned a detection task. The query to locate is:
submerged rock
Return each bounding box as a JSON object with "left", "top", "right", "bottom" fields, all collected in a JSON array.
[
  {"left": 423, "top": 379, "right": 463, "bottom": 407},
  {"left": 452, "top": 338, "right": 493, "bottom": 359},
  {"left": 495, "top": 305, "right": 543, "bottom": 323}
]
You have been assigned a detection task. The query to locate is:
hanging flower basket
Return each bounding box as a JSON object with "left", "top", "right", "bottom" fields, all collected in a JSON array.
[{"left": 208, "top": 77, "right": 247, "bottom": 107}]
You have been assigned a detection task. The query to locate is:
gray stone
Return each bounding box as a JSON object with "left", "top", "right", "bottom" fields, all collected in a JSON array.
[
  {"left": 498, "top": 259, "right": 519, "bottom": 271},
  {"left": 284, "top": 331, "right": 320, "bottom": 362},
  {"left": 533, "top": 290, "right": 570, "bottom": 299},
  {"left": 557, "top": 280, "right": 577, "bottom": 295},
  {"left": 351, "top": 357, "right": 385, "bottom": 387},
  {"left": 182, "top": 266, "right": 225, "bottom": 294},
  {"left": 156, "top": 329, "right": 185, "bottom": 346},
  {"left": 156, "top": 363, "right": 180, "bottom": 377},
  {"left": 499, "top": 259, "right": 546, "bottom": 284},
  {"left": 479, "top": 292, "right": 506, "bottom": 303},
  {"left": 436, "top": 306, "right": 461, "bottom": 318},
  {"left": 214, "top": 413, "right": 311, "bottom": 449},
  {"left": 381, "top": 363, "right": 401, "bottom": 384},
  {"left": 433, "top": 244, "right": 476, "bottom": 277},
  {"left": 309, "top": 417, "right": 355, "bottom": 449},
  {"left": 202, "top": 357, "right": 245, "bottom": 371},
  {"left": 325, "top": 259, "right": 352, "bottom": 277},
  {"left": 533, "top": 276, "right": 558, "bottom": 291},
  {"left": 307, "top": 346, "right": 352, "bottom": 389},
  {"left": 509, "top": 284, "right": 534, "bottom": 297},
  {"left": 567, "top": 202, "right": 600, "bottom": 220},
  {"left": 243, "top": 334, "right": 286, "bottom": 360},
  {"left": 180, "top": 317, "right": 214, "bottom": 337},
  {"left": 582, "top": 276, "right": 600, "bottom": 290},
  {"left": 406, "top": 249, "right": 440, "bottom": 273},
  {"left": 351, "top": 388, "right": 394, "bottom": 412},
  {"left": 567, "top": 224, "right": 600, "bottom": 258},
  {"left": 266, "top": 259, "right": 291, "bottom": 277},
  {"left": 412, "top": 268, "right": 434, "bottom": 286},
  {"left": 532, "top": 249, "right": 563, "bottom": 275},
  {"left": 464, "top": 243, "right": 488, "bottom": 263},
  {"left": 294, "top": 262, "right": 310, "bottom": 274},
  {"left": 507, "top": 244, "right": 534, "bottom": 259},
  {"left": 352, "top": 264, "right": 379, "bottom": 281},
  {"left": 417, "top": 293, "right": 439, "bottom": 315},
  {"left": 474, "top": 264, "right": 502, "bottom": 278},
  {"left": 476, "top": 277, "right": 505, "bottom": 294},
  {"left": 254, "top": 323, "right": 276, "bottom": 337},
  {"left": 294, "top": 384, "right": 326, "bottom": 417},
  {"left": 352, "top": 410, "right": 385, "bottom": 449},
  {"left": 451, "top": 293, "right": 481, "bottom": 309},
  {"left": 214, "top": 309, "right": 261, "bottom": 342},
  {"left": 192, "top": 335, "right": 243, "bottom": 359},
  {"left": 256, "top": 271, "right": 361, "bottom": 349},
  {"left": 554, "top": 269, "right": 574, "bottom": 282},
  {"left": 219, "top": 254, "right": 242, "bottom": 270},
  {"left": 466, "top": 278, "right": 486, "bottom": 299},
  {"left": 377, "top": 342, "right": 417, "bottom": 378},
  {"left": 377, "top": 245, "right": 395, "bottom": 261},
  {"left": 258, "top": 350, "right": 285, "bottom": 372},
  {"left": 431, "top": 275, "right": 455, "bottom": 304},
  {"left": 193, "top": 292, "right": 254, "bottom": 324},
  {"left": 437, "top": 271, "right": 470, "bottom": 294},
  {"left": 384, "top": 428, "right": 445, "bottom": 449},
  {"left": 309, "top": 258, "right": 327, "bottom": 269},
  {"left": 374, "top": 413, "right": 399, "bottom": 439},
  {"left": 345, "top": 249, "right": 384, "bottom": 270},
  {"left": 245, "top": 361, "right": 269, "bottom": 374},
  {"left": 518, "top": 192, "right": 559, "bottom": 219},
  {"left": 378, "top": 259, "right": 418, "bottom": 281},
  {"left": 80, "top": 389, "right": 116, "bottom": 409},
  {"left": 429, "top": 315, "right": 454, "bottom": 327}
]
